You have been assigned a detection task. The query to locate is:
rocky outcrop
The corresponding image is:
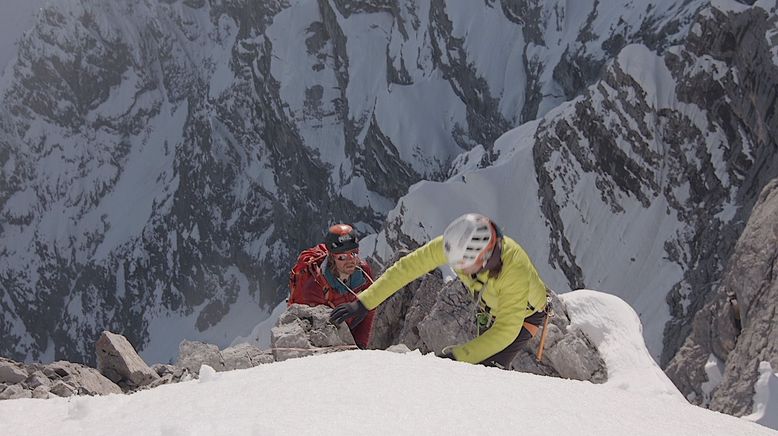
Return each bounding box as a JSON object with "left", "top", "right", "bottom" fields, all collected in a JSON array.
[
  {"left": 176, "top": 341, "right": 274, "bottom": 373},
  {"left": 0, "top": 330, "right": 172, "bottom": 399},
  {"left": 667, "top": 178, "right": 778, "bottom": 415},
  {"left": 515, "top": 295, "right": 607, "bottom": 383},
  {"left": 270, "top": 304, "right": 356, "bottom": 362},
  {"left": 0, "top": 328, "right": 291, "bottom": 401},
  {"left": 0, "top": 357, "right": 121, "bottom": 400},
  {"left": 147, "top": 364, "right": 194, "bottom": 388},
  {"left": 660, "top": 3, "right": 778, "bottom": 367},
  {"left": 369, "top": 272, "right": 470, "bottom": 352},
  {"left": 0, "top": 330, "right": 283, "bottom": 400},
  {"left": 96, "top": 331, "right": 160, "bottom": 391},
  {"left": 174, "top": 304, "right": 369, "bottom": 368},
  {"left": 43, "top": 361, "right": 123, "bottom": 397},
  {"left": 176, "top": 341, "right": 225, "bottom": 374}
]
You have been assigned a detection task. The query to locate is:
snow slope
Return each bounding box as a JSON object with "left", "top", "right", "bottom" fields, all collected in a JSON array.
[
  {"left": 744, "top": 362, "right": 778, "bottom": 430},
  {"left": 0, "top": 291, "right": 774, "bottom": 435}
]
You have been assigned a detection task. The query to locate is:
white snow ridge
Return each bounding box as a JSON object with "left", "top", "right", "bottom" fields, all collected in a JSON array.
[{"left": 0, "top": 291, "right": 774, "bottom": 436}]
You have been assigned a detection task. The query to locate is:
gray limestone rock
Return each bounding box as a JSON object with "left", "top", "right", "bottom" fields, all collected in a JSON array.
[
  {"left": 667, "top": 178, "right": 778, "bottom": 415},
  {"left": 666, "top": 341, "right": 712, "bottom": 405},
  {"left": 417, "top": 279, "right": 477, "bottom": 355},
  {"left": 96, "top": 331, "right": 160, "bottom": 390},
  {"left": 174, "top": 339, "right": 272, "bottom": 376},
  {"left": 221, "top": 343, "right": 274, "bottom": 370},
  {"left": 0, "top": 384, "right": 31, "bottom": 400},
  {"left": 541, "top": 324, "right": 607, "bottom": 382},
  {"left": 44, "top": 361, "right": 122, "bottom": 396},
  {"left": 367, "top": 250, "right": 419, "bottom": 349},
  {"left": 170, "top": 339, "right": 274, "bottom": 380},
  {"left": 510, "top": 292, "right": 606, "bottom": 381},
  {"left": 144, "top": 363, "right": 203, "bottom": 389},
  {"left": 369, "top": 248, "right": 465, "bottom": 353},
  {"left": 31, "top": 385, "right": 50, "bottom": 399},
  {"left": 270, "top": 304, "right": 356, "bottom": 362},
  {"left": 49, "top": 381, "right": 77, "bottom": 398},
  {"left": 152, "top": 363, "right": 180, "bottom": 378},
  {"left": 659, "top": 2, "right": 778, "bottom": 369},
  {"left": 711, "top": 179, "right": 778, "bottom": 415},
  {"left": 0, "top": 356, "right": 119, "bottom": 401},
  {"left": 385, "top": 344, "right": 412, "bottom": 354},
  {"left": 148, "top": 364, "right": 192, "bottom": 388},
  {"left": 177, "top": 341, "right": 224, "bottom": 373},
  {"left": 0, "top": 359, "right": 28, "bottom": 384},
  {"left": 23, "top": 371, "right": 51, "bottom": 389}
]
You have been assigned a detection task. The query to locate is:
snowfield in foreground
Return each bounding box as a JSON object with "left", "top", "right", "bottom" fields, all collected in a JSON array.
[
  {"left": 0, "top": 351, "right": 772, "bottom": 436},
  {"left": 0, "top": 290, "right": 774, "bottom": 435}
]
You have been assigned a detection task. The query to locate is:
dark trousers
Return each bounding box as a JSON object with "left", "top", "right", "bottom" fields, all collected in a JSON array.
[{"left": 479, "top": 310, "right": 547, "bottom": 369}]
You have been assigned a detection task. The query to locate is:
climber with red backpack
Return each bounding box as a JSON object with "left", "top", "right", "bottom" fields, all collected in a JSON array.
[{"left": 288, "top": 224, "right": 376, "bottom": 349}]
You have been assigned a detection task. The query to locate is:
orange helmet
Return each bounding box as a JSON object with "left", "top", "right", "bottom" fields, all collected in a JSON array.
[{"left": 324, "top": 224, "right": 359, "bottom": 253}]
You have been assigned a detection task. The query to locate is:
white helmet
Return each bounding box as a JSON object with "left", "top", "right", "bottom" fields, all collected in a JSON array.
[{"left": 443, "top": 213, "right": 497, "bottom": 271}]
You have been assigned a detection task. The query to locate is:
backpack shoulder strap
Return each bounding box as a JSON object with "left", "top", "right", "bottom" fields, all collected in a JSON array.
[
  {"left": 358, "top": 260, "right": 374, "bottom": 284},
  {"left": 289, "top": 244, "right": 330, "bottom": 305},
  {"left": 304, "top": 250, "right": 335, "bottom": 296}
]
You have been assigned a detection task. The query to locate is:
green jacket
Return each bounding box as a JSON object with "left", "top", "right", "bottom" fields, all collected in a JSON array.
[{"left": 359, "top": 235, "right": 547, "bottom": 364}]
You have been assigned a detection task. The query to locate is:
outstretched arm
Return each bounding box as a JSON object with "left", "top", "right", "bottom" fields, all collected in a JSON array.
[{"left": 358, "top": 236, "right": 448, "bottom": 309}]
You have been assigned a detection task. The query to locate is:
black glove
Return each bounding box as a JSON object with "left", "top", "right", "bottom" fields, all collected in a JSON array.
[
  {"left": 435, "top": 347, "right": 457, "bottom": 361},
  {"left": 329, "top": 300, "right": 369, "bottom": 325}
]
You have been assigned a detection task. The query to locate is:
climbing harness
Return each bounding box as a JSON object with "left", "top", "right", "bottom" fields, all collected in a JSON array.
[{"left": 473, "top": 281, "right": 494, "bottom": 334}]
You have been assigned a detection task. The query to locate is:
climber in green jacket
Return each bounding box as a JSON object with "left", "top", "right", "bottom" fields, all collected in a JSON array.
[{"left": 330, "top": 213, "right": 549, "bottom": 369}]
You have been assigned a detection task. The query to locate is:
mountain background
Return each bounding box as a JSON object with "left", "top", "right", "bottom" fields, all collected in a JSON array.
[{"left": 0, "top": 0, "right": 776, "bottom": 420}]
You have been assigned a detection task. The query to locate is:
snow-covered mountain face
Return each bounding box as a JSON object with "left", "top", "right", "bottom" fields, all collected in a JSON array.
[
  {"left": 666, "top": 178, "right": 778, "bottom": 418},
  {"left": 0, "top": 0, "right": 46, "bottom": 73},
  {"left": 0, "top": 0, "right": 757, "bottom": 366}
]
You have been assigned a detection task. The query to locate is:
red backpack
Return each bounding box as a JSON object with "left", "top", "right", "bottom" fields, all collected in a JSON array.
[{"left": 288, "top": 243, "right": 330, "bottom": 306}]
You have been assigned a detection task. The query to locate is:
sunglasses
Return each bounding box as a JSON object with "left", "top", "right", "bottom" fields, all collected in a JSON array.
[{"left": 334, "top": 250, "right": 359, "bottom": 261}]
